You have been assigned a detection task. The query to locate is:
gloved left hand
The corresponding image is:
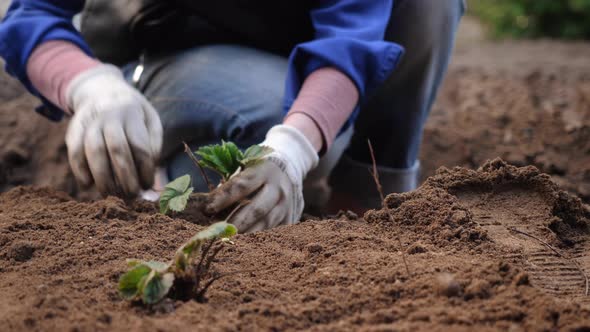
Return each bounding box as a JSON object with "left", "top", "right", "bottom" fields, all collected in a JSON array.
[
  {"left": 205, "top": 125, "right": 319, "bottom": 233},
  {"left": 65, "top": 64, "right": 163, "bottom": 197}
]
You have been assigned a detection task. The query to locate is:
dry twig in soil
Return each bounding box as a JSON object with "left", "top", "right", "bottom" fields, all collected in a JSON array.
[
  {"left": 368, "top": 139, "right": 411, "bottom": 277},
  {"left": 183, "top": 141, "right": 214, "bottom": 192},
  {"left": 509, "top": 227, "right": 589, "bottom": 296}
]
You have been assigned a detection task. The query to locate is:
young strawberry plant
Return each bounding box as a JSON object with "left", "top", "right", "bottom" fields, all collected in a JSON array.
[
  {"left": 159, "top": 141, "right": 272, "bottom": 215},
  {"left": 196, "top": 140, "right": 272, "bottom": 182},
  {"left": 118, "top": 221, "right": 237, "bottom": 305}
]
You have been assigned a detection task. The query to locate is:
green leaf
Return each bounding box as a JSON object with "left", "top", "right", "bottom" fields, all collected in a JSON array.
[
  {"left": 168, "top": 187, "right": 193, "bottom": 212},
  {"left": 197, "top": 145, "right": 228, "bottom": 175},
  {"left": 219, "top": 141, "right": 242, "bottom": 172},
  {"left": 141, "top": 271, "right": 175, "bottom": 304},
  {"left": 175, "top": 222, "right": 238, "bottom": 268},
  {"left": 241, "top": 145, "right": 273, "bottom": 168},
  {"left": 180, "top": 239, "right": 200, "bottom": 257},
  {"left": 196, "top": 141, "right": 244, "bottom": 180},
  {"left": 159, "top": 175, "right": 193, "bottom": 214},
  {"left": 219, "top": 223, "right": 238, "bottom": 238},
  {"left": 165, "top": 174, "right": 191, "bottom": 192},
  {"left": 119, "top": 264, "right": 151, "bottom": 300},
  {"left": 126, "top": 259, "right": 170, "bottom": 272},
  {"left": 143, "top": 261, "right": 170, "bottom": 273},
  {"left": 119, "top": 260, "right": 171, "bottom": 301},
  {"left": 193, "top": 222, "right": 238, "bottom": 242}
]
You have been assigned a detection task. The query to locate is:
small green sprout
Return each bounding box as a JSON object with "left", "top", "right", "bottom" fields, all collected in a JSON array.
[
  {"left": 118, "top": 221, "right": 238, "bottom": 305},
  {"left": 196, "top": 141, "right": 273, "bottom": 182},
  {"left": 159, "top": 174, "right": 193, "bottom": 214}
]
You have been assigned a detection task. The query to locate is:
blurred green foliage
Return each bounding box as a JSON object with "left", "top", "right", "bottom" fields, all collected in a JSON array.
[{"left": 470, "top": 0, "right": 590, "bottom": 39}]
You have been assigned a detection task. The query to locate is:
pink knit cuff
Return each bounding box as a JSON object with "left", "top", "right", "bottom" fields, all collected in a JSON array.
[
  {"left": 26, "top": 40, "right": 101, "bottom": 114},
  {"left": 286, "top": 67, "right": 359, "bottom": 151}
]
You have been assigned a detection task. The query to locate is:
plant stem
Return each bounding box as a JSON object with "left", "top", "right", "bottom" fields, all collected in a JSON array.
[
  {"left": 183, "top": 141, "right": 214, "bottom": 192},
  {"left": 368, "top": 139, "right": 411, "bottom": 278},
  {"left": 193, "top": 240, "right": 215, "bottom": 292},
  {"left": 203, "top": 245, "right": 225, "bottom": 277}
]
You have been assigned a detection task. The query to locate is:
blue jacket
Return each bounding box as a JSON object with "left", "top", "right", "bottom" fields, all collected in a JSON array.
[{"left": 0, "top": 0, "right": 403, "bottom": 129}]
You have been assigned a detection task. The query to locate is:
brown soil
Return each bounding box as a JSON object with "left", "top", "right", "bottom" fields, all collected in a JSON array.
[
  {"left": 1, "top": 160, "right": 590, "bottom": 331},
  {"left": 419, "top": 28, "right": 590, "bottom": 202}
]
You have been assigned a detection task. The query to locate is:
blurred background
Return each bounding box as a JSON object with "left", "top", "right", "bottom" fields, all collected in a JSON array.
[
  {"left": 471, "top": 0, "right": 590, "bottom": 39},
  {"left": 0, "top": 1, "right": 589, "bottom": 204}
]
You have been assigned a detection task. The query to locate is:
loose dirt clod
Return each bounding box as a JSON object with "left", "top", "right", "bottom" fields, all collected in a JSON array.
[
  {"left": 305, "top": 243, "right": 324, "bottom": 254},
  {"left": 6, "top": 241, "right": 35, "bottom": 262},
  {"left": 464, "top": 278, "right": 491, "bottom": 299},
  {"left": 435, "top": 273, "right": 461, "bottom": 297},
  {"left": 406, "top": 242, "right": 428, "bottom": 255}
]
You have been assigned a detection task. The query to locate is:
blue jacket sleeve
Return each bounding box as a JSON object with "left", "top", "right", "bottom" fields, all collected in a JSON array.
[
  {"left": 0, "top": 0, "right": 91, "bottom": 121},
  {"left": 284, "top": 0, "right": 403, "bottom": 131}
]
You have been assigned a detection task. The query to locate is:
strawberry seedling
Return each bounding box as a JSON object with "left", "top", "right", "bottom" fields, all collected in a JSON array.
[
  {"left": 118, "top": 221, "right": 237, "bottom": 305},
  {"left": 196, "top": 141, "right": 272, "bottom": 182},
  {"left": 159, "top": 141, "right": 272, "bottom": 215}
]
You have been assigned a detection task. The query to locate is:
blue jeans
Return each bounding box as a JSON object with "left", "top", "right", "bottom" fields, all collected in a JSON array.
[
  {"left": 124, "top": 0, "right": 465, "bottom": 197},
  {"left": 125, "top": 45, "right": 289, "bottom": 188}
]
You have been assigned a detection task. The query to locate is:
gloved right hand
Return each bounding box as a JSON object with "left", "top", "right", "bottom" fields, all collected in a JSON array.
[
  {"left": 206, "top": 125, "right": 319, "bottom": 232},
  {"left": 65, "top": 64, "right": 163, "bottom": 197}
]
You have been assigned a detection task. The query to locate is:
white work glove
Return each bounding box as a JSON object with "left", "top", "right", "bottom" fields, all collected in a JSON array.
[
  {"left": 65, "top": 64, "right": 163, "bottom": 197},
  {"left": 205, "top": 125, "right": 319, "bottom": 233}
]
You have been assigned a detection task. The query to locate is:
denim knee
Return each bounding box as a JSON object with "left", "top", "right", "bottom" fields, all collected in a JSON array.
[
  {"left": 344, "top": 0, "right": 463, "bottom": 170},
  {"left": 132, "top": 45, "right": 288, "bottom": 161},
  {"left": 387, "top": 0, "right": 465, "bottom": 54}
]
